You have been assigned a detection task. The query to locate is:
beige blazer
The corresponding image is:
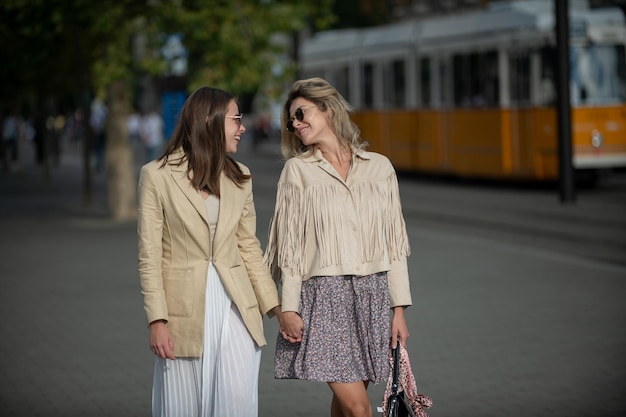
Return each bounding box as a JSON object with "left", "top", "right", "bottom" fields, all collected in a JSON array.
[{"left": 138, "top": 149, "right": 279, "bottom": 357}]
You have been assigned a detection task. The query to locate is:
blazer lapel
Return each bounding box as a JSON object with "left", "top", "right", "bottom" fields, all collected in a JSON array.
[
  {"left": 213, "top": 174, "right": 237, "bottom": 245},
  {"left": 169, "top": 162, "right": 210, "bottom": 227}
]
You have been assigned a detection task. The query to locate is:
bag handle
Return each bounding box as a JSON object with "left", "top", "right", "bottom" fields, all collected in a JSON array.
[{"left": 391, "top": 340, "right": 401, "bottom": 396}]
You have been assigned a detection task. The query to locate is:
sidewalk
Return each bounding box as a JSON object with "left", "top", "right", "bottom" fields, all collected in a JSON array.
[
  {"left": 1, "top": 144, "right": 150, "bottom": 416},
  {"left": 1, "top": 141, "right": 625, "bottom": 417}
]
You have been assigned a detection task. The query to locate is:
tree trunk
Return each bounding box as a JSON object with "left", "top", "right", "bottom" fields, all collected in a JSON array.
[{"left": 105, "top": 80, "right": 137, "bottom": 221}]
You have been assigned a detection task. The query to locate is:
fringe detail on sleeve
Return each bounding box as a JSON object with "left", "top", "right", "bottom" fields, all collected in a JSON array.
[
  {"left": 384, "top": 171, "right": 411, "bottom": 260},
  {"left": 263, "top": 181, "right": 307, "bottom": 282}
]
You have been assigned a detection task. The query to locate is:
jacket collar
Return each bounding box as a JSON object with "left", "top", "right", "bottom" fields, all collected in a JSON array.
[
  {"left": 298, "top": 147, "right": 370, "bottom": 185},
  {"left": 301, "top": 147, "right": 371, "bottom": 164},
  {"left": 166, "top": 147, "right": 188, "bottom": 172}
]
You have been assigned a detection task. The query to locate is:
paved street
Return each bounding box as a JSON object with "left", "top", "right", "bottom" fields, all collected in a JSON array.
[{"left": 1, "top": 139, "right": 625, "bottom": 417}]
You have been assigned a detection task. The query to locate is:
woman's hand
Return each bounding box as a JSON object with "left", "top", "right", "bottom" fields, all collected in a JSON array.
[
  {"left": 279, "top": 311, "right": 303, "bottom": 343},
  {"left": 150, "top": 320, "right": 176, "bottom": 359},
  {"left": 390, "top": 306, "right": 410, "bottom": 348}
]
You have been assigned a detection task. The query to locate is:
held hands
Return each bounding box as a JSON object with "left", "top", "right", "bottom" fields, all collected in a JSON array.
[
  {"left": 150, "top": 320, "right": 176, "bottom": 360},
  {"left": 278, "top": 311, "right": 303, "bottom": 343},
  {"left": 390, "top": 306, "right": 410, "bottom": 349}
]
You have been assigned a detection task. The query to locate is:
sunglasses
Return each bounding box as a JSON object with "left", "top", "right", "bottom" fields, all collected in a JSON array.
[
  {"left": 226, "top": 114, "right": 244, "bottom": 127},
  {"left": 286, "top": 107, "right": 314, "bottom": 133}
]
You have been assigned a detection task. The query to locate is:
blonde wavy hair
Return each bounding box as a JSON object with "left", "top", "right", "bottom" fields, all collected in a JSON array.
[{"left": 280, "top": 77, "right": 367, "bottom": 159}]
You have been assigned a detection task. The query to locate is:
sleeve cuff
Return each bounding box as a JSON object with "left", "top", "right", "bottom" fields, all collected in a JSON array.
[
  {"left": 280, "top": 271, "right": 302, "bottom": 313},
  {"left": 388, "top": 256, "right": 413, "bottom": 308}
]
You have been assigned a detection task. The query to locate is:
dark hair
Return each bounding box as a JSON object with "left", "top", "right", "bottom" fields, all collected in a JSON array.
[{"left": 160, "top": 87, "right": 249, "bottom": 195}]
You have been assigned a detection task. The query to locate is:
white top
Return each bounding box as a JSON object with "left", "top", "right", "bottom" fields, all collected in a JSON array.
[{"left": 204, "top": 194, "right": 220, "bottom": 245}]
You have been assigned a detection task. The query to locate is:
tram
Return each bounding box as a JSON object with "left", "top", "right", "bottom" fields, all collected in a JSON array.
[{"left": 298, "top": 0, "right": 626, "bottom": 181}]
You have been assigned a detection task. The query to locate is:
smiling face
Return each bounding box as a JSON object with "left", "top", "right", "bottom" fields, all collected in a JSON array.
[
  {"left": 224, "top": 99, "right": 245, "bottom": 154},
  {"left": 288, "top": 97, "right": 333, "bottom": 148}
]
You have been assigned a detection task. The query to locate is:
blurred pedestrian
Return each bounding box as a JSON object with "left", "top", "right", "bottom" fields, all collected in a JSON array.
[
  {"left": 140, "top": 110, "right": 164, "bottom": 163},
  {"left": 252, "top": 113, "right": 270, "bottom": 150},
  {"left": 127, "top": 109, "right": 142, "bottom": 164},
  {"left": 2, "top": 113, "right": 18, "bottom": 169},
  {"left": 46, "top": 113, "right": 65, "bottom": 166},
  {"left": 137, "top": 86, "right": 285, "bottom": 417},
  {"left": 263, "top": 77, "right": 413, "bottom": 417},
  {"left": 63, "top": 109, "right": 85, "bottom": 151},
  {"left": 127, "top": 110, "right": 141, "bottom": 144},
  {"left": 89, "top": 97, "right": 107, "bottom": 173}
]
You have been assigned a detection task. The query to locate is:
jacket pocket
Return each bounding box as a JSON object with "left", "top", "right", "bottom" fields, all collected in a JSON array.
[
  {"left": 230, "top": 265, "right": 259, "bottom": 310},
  {"left": 163, "top": 268, "right": 194, "bottom": 317}
]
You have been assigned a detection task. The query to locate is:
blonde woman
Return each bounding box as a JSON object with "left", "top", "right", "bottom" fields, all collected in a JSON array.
[{"left": 264, "top": 78, "right": 413, "bottom": 417}]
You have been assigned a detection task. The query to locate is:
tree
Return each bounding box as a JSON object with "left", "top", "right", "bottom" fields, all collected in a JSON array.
[
  {"left": 0, "top": 0, "right": 334, "bottom": 220},
  {"left": 0, "top": 0, "right": 146, "bottom": 210},
  {"left": 0, "top": 0, "right": 98, "bottom": 181},
  {"left": 154, "top": 1, "right": 335, "bottom": 97},
  {"left": 331, "top": 0, "right": 392, "bottom": 28}
]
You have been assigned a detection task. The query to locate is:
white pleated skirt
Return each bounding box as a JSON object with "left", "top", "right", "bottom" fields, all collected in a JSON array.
[{"left": 152, "top": 262, "right": 262, "bottom": 417}]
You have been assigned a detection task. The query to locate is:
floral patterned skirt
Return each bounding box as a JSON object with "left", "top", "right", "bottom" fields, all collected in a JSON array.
[{"left": 274, "top": 272, "right": 391, "bottom": 383}]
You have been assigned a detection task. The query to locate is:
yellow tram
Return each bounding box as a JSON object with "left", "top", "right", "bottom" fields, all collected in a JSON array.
[{"left": 299, "top": 0, "right": 626, "bottom": 181}]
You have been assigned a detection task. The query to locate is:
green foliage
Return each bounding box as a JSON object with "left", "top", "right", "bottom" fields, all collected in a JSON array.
[
  {"left": 0, "top": 0, "right": 335, "bottom": 112},
  {"left": 0, "top": 0, "right": 131, "bottom": 110},
  {"left": 155, "top": 0, "right": 334, "bottom": 95}
]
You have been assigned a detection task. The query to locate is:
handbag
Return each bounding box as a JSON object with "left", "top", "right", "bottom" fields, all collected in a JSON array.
[{"left": 382, "top": 341, "right": 433, "bottom": 417}]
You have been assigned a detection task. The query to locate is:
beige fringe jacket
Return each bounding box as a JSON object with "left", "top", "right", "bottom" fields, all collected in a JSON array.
[{"left": 263, "top": 148, "right": 413, "bottom": 313}]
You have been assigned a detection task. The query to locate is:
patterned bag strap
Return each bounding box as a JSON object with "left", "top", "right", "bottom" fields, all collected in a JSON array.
[
  {"left": 398, "top": 343, "right": 434, "bottom": 414},
  {"left": 381, "top": 341, "right": 401, "bottom": 412}
]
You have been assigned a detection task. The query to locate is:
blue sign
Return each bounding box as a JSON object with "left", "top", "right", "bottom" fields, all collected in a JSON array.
[{"left": 161, "top": 91, "right": 187, "bottom": 141}]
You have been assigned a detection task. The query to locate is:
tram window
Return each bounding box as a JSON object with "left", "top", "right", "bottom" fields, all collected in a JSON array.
[
  {"left": 382, "top": 60, "right": 406, "bottom": 108},
  {"left": 383, "top": 63, "right": 393, "bottom": 107},
  {"left": 420, "top": 57, "right": 431, "bottom": 107},
  {"left": 484, "top": 51, "right": 499, "bottom": 106},
  {"left": 394, "top": 60, "right": 406, "bottom": 107},
  {"left": 334, "top": 66, "right": 350, "bottom": 102},
  {"left": 571, "top": 44, "right": 626, "bottom": 104},
  {"left": 618, "top": 45, "right": 626, "bottom": 100},
  {"left": 453, "top": 51, "right": 498, "bottom": 107},
  {"left": 440, "top": 58, "right": 452, "bottom": 107},
  {"left": 540, "top": 47, "right": 556, "bottom": 106},
  {"left": 453, "top": 55, "right": 470, "bottom": 106},
  {"left": 363, "top": 63, "right": 374, "bottom": 108},
  {"left": 510, "top": 53, "right": 531, "bottom": 105}
]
